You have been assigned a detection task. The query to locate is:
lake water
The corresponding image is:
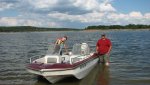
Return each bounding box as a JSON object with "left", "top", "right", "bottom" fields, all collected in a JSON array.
[{"left": 0, "top": 30, "right": 150, "bottom": 85}]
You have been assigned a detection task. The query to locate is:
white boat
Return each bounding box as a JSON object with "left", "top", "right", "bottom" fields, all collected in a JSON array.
[{"left": 26, "top": 43, "right": 99, "bottom": 83}]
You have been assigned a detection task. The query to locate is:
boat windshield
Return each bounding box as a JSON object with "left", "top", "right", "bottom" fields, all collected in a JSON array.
[
  {"left": 46, "top": 43, "right": 90, "bottom": 55},
  {"left": 46, "top": 44, "right": 63, "bottom": 55},
  {"left": 72, "top": 43, "right": 90, "bottom": 55}
]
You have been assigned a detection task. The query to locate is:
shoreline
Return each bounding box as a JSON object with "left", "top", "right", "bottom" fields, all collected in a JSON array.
[
  {"left": 0, "top": 28, "right": 150, "bottom": 33},
  {"left": 83, "top": 28, "right": 150, "bottom": 31}
]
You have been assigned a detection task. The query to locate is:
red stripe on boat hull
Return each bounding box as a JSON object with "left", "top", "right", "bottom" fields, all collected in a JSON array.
[{"left": 27, "top": 53, "right": 99, "bottom": 71}]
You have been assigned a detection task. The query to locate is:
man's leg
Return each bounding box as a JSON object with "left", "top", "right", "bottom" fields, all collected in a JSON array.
[
  {"left": 99, "top": 55, "right": 105, "bottom": 64},
  {"left": 104, "top": 54, "right": 109, "bottom": 66}
]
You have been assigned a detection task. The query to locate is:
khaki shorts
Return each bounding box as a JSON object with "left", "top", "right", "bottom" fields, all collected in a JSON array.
[{"left": 99, "top": 54, "right": 109, "bottom": 63}]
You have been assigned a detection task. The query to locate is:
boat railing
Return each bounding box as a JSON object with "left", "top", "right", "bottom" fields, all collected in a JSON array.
[{"left": 29, "top": 55, "right": 41, "bottom": 63}]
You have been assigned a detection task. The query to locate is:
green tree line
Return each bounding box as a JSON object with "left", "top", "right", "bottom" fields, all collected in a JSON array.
[
  {"left": 0, "top": 26, "right": 79, "bottom": 32},
  {"left": 85, "top": 24, "right": 150, "bottom": 30},
  {"left": 0, "top": 24, "right": 150, "bottom": 32}
]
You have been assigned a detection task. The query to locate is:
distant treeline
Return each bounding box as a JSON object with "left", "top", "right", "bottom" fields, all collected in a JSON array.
[
  {"left": 1, "top": 24, "right": 150, "bottom": 32},
  {"left": 0, "top": 26, "right": 79, "bottom": 32},
  {"left": 85, "top": 24, "right": 150, "bottom": 30}
]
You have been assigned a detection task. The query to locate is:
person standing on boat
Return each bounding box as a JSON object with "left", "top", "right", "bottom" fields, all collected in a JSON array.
[
  {"left": 53, "top": 36, "right": 68, "bottom": 55},
  {"left": 96, "top": 34, "right": 112, "bottom": 66}
]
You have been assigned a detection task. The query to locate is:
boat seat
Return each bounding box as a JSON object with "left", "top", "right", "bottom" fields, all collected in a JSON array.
[{"left": 61, "top": 55, "right": 70, "bottom": 63}]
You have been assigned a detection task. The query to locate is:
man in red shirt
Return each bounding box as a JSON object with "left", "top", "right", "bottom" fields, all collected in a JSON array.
[{"left": 96, "top": 34, "right": 112, "bottom": 66}]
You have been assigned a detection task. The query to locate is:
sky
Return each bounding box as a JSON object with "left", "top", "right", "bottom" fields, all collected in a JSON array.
[{"left": 0, "top": 0, "right": 150, "bottom": 28}]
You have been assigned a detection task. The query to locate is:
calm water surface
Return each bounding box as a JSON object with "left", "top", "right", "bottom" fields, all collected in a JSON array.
[{"left": 0, "top": 30, "right": 150, "bottom": 85}]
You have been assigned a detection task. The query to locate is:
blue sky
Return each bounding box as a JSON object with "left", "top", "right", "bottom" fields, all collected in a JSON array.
[
  {"left": 0, "top": 0, "right": 150, "bottom": 28},
  {"left": 112, "top": 0, "right": 150, "bottom": 13}
]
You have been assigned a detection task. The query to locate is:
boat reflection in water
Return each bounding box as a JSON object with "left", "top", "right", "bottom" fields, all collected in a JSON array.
[
  {"left": 34, "top": 64, "right": 110, "bottom": 85},
  {"left": 97, "top": 65, "right": 110, "bottom": 85}
]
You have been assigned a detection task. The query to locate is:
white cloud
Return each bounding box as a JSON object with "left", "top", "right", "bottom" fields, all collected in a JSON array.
[
  {"left": 26, "top": 0, "right": 116, "bottom": 12},
  {"left": 107, "top": 13, "right": 128, "bottom": 20},
  {"left": 28, "top": 0, "right": 59, "bottom": 9},
  {"left": 0, "top": 17, "right": 18, "bottom": 26},
  {"left": 144, "top": 13, "right": 150, "bottom": 19},
  {"left": 48, "top": 11, "right": 104, "bottom": 23},
  {"left": 99, "top": 3, "right": 116, "bottom": 12},
  {"left": 0, "top": 17, "right": 59, "bottom": 27},
  {"left": 129, "top": 11, "right": 143, "bottom": 18},
  {"left": 0, "top": 2, "right": 14, "bottom": 11},
  {"left": 48, "top": 11, "right": 150, "bottom": 25},
  {"left": 73, "top": 0, "right": 116, "bottom": 12},
  {"left": 106, "top": 12, "right": 150, "bottom": 25},
  {"left": 73, "top": 0, "right": 99, "bottom": 11}
]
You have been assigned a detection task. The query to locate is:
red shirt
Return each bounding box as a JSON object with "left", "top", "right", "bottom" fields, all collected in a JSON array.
[{"left": 96, "top": 38, "right": 112, "bottom": 55}]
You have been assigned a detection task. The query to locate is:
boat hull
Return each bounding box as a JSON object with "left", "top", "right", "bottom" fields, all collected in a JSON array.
[
  {"left": 27, "top": 56, "right": 99, "bottom": 83},
  {"left": 73, "top": 58, "right": 99, "bottom": 79}
]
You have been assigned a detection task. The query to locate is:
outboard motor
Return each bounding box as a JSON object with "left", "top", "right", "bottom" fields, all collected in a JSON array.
[{"left": 81, "top": 43, "right": 90, "bottom": 55}]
